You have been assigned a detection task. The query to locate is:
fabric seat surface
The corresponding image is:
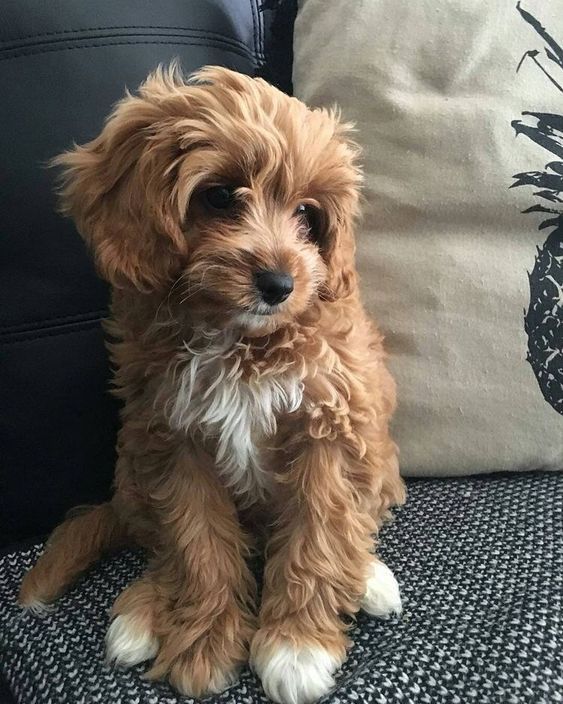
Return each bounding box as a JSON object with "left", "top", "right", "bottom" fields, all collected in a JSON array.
[{"left": 1, "top": 473, "right": 561, "bottom": 703}]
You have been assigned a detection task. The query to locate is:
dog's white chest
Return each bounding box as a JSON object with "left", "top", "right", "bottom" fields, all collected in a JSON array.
[{"left": 165, "top": 334, "right": 303, "bottom": 500}]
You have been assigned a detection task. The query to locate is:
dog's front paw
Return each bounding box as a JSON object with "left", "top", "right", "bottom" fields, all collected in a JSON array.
[
  {"left": 107, "top": 577, "right": 253, "bottom": 696},
  {"left": 251, "top": 628, "right": 345, "bottom": 704},
  {"left": 160, "top": 647, "right": 240, "bottom": 697},
  {"left": 106, "top": 613, "right": 159, "bottom": 667},
  {"left": 146, "top": 619, "right": 250, "bottom": 697},
  {"left": 360, "top": 559, "right": 402, "bottom": 618},
  {"left": 145, "top": 603, "right": 254, "bottom": 698},
  {"left": 105, "top": 577, "right": 160, "bottom": 668}
]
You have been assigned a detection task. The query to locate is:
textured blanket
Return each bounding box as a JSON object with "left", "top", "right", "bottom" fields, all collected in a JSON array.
[{"left": 1, "top": 473, "right": 561, "bottom": 703}]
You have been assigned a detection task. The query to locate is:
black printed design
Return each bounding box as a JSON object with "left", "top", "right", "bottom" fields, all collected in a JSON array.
[
  {"left": 1, "top": 474, "right": 562, "bottom": 703},
  {"left": 512, "top": 2, "right": 563, "bottom": 415}
]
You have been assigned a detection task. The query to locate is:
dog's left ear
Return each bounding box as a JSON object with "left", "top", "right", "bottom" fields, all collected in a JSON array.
[
  {"left": 318, "top": 141, "right": 362, "bottom": 302},
  {"left": 320, "top": 216, "right": 357, "bottom": 302},
  {"left": 312, "top": 121, "right": 362, "bottom": 301},
  {"left": 53, "top": 67, "right": 194, "bottom": 291}
]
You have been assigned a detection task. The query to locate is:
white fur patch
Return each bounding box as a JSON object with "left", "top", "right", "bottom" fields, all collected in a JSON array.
[
  {"left": 252, "top": 643, "right": 340, "bottom": 704},
  {"left": 105, "top": 614, "right": 159, "bottom": 667},
  {"left": 361, "top": 560, "right": 402, "bottom": 617},
  {"left": 165, "top": 329, "right": 303, "bottom": 501}
]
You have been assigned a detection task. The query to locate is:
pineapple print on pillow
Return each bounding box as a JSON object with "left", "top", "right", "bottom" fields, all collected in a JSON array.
[{"left": 512, "top": 3, "right": 563, "bottom": 416}]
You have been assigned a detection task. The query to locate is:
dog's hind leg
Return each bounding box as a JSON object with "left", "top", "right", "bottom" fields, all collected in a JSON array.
[{"left": 18, "top": 502, "right": 128, "bottom": 612}]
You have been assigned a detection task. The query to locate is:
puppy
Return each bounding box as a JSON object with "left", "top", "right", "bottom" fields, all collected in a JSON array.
[{"left": 19, "top": 65, "right": 406, "bottom": 704}]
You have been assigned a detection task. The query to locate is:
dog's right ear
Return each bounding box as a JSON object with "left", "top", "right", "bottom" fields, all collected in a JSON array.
[{"left": 53, "top": 69, "right": 192, "bottom": 291}]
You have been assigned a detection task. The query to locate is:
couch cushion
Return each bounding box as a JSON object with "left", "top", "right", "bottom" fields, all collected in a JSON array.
[
  {"left": 293, "top": 0, "right": 563, "bottom": 476},
  {"left": 1, "top": 474, "right": 562, "bottom": 703}
]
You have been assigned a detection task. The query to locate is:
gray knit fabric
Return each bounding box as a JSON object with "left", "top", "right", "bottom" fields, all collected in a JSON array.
[{"left": 1, "top": 474, "right": 562, "bottom": 703}]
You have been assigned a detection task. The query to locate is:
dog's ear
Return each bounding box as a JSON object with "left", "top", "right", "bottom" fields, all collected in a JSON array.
[
  {"left": 53, "top": 69, "right": 192, "bottom": 291},
  {"left": 320, "top": 221, "right": 357, "bottom": 302},
  {"left": 318, "top": 136, "right": 362, "bottom": 303},
  {"left": 308, "top": 115, "right": 362, "bottom": 303}
]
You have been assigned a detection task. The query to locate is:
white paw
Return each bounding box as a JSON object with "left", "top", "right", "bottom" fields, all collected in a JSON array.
[
  {"left": 105, "top": 613, "right": 159, "bottom": 667},
  {"left": 252, "top": 642, "right": 340, "bottom": 704},
  {"left": 361, "top": 560, "right": 402, "bottom": 617}
]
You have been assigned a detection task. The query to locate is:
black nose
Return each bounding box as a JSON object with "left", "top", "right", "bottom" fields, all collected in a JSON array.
[{"left": 255, "top": 270, "right": 294, "bottom": 305}]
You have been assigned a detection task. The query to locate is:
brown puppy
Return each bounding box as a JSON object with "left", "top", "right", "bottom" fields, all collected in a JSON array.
[{"left": 19, "top": 65, "right": 406, "bottom": 704}]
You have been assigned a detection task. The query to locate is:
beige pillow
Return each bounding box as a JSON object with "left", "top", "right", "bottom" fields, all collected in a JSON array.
[{"left": 294, "top": 0, "right": 563, "bottom": 475}]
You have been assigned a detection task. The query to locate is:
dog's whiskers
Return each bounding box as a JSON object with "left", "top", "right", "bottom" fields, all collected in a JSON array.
[
  {"left": 152, "top": 273, "right": 188, "bottom": 327},
  {"left": 179, "top": 285, "right": 205, "bottom": 306},
  {"left": 178, "top": 265, "right": 227, "bottom": 306}
]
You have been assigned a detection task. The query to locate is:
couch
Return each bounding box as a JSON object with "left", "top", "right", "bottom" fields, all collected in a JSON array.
[{"left": 1, "top": 2, "right": 561, "bottom": 703}]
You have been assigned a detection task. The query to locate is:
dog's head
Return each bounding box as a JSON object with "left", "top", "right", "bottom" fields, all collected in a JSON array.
[{"left": 55, "top": 65, "right": 361, "bottom": 333}]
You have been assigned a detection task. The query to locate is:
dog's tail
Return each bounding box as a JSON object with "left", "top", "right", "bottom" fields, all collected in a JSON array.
[{"left": 19, "top": 502, "right": 128, "bottom": 612}]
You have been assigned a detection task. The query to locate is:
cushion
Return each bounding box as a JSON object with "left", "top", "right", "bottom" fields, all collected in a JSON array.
[
  {"left": 293, "top": 0, "right": 563, "bottom": 476},
  {"left": 1, "top": 474, "right": 562, "bottom": 703}
]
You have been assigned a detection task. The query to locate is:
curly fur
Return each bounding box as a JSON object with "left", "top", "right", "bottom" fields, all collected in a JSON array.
[{"left": 19, "top": 64, "right": 406, "bottom": 703}]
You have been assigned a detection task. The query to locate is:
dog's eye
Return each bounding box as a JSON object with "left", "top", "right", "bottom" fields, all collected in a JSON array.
[
  {"left": 295, "top": 204, "right": 323, "bottom": 245},
  {"left": 202, "top": 185, "right": 237, "bottom": 211}
]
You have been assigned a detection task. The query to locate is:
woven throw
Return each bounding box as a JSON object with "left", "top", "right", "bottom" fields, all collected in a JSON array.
[{"left": 1, "top": 474, "right": 562, "bottom": 703}]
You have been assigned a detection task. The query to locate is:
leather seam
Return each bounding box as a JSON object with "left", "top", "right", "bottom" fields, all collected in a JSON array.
[
  {"left": 0, "top": 318, "right": 104, "bottom": 344},
  {"left": 0, "top": 310, "right": 108, "bottom": 333},
  {"left": 0, "top": 38, "right": 260, "bottom": 64},
  {"left": 1, "top": 27, "right": 261, "bottom": 60},
  {"left": 3, "top": 25, "right": 253, "bottom": 52},
  {"left": 249, "top": 0, "right": 258, "bottom": 59},
  {"left": 257, "top": 0, "right": 264, "bottom": 60}
]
